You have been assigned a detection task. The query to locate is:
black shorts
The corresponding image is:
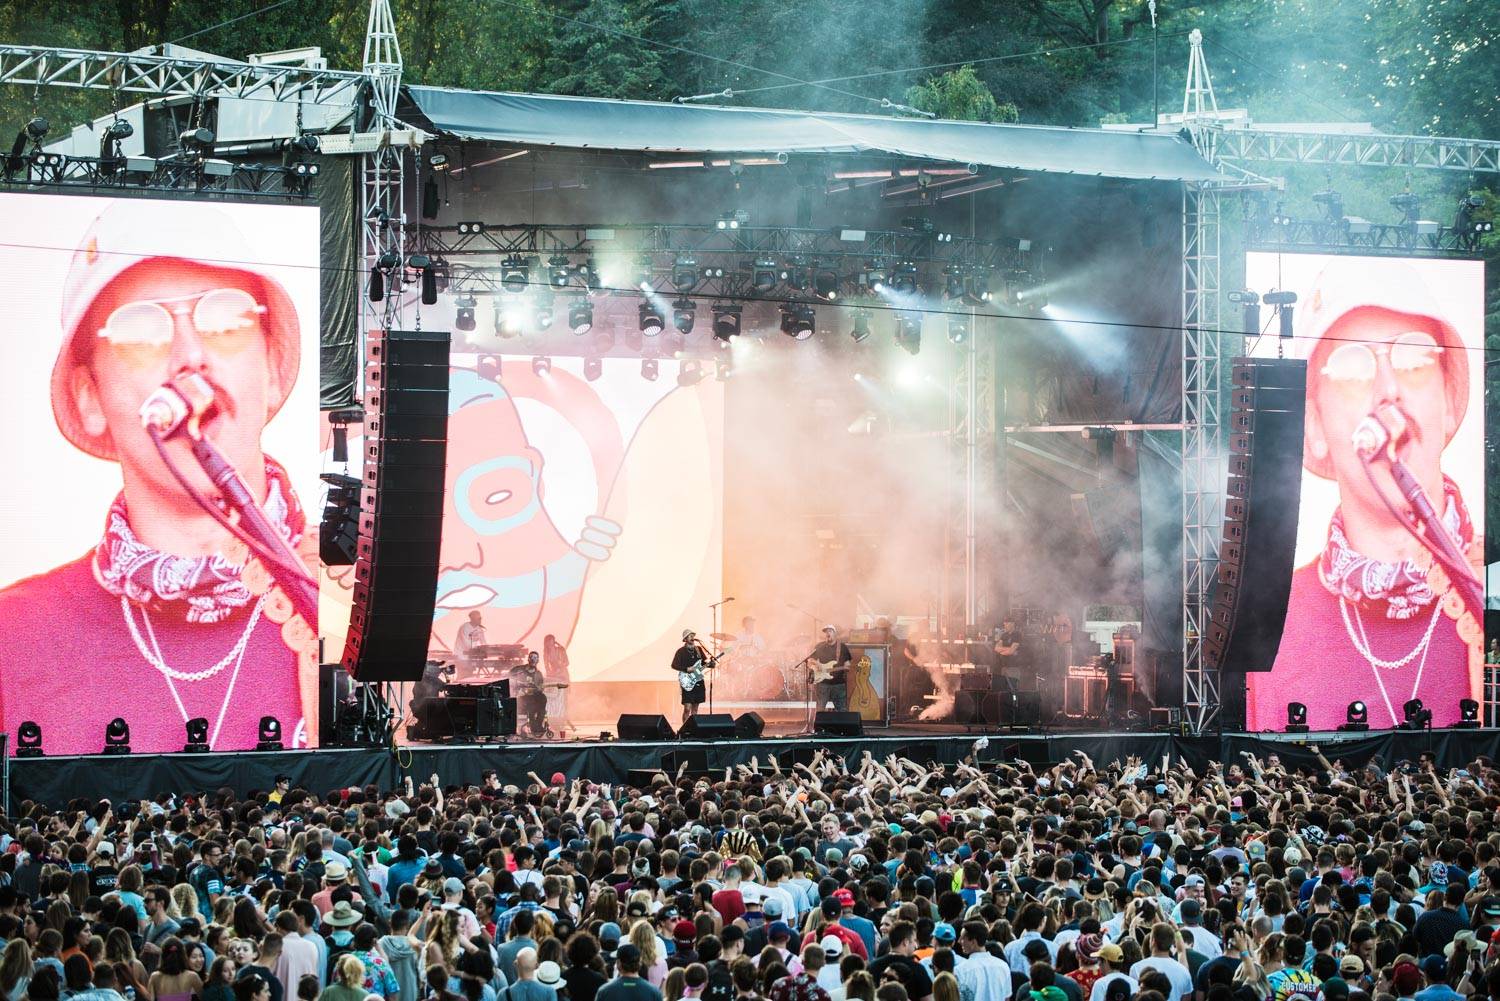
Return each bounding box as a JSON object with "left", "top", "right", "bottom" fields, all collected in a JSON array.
[{"left": 681, "top": 680, "right": 706, "bottom": 705}]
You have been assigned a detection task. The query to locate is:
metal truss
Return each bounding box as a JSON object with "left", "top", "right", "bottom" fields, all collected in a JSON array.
[
  {"left": 0, "top": 44, "right": 363, "bottom": 107},
  {"left": 941, "top": 317, "right": 997, "bottom": 637},
  {"left": 361, "top": 143, "right": 409, "bottom": 379},
  {"left": 1181, "top": 183, "right": 1223, "bottom": 733},
  {"left": 1209, "top": 126, "right": 1500, "bottom": 174},
  {"left": 1245, "top": 219, "right": 1482, "bottom": 257},
  {"left": 3, "top": 152, "right": 312, "bottom": 199}
]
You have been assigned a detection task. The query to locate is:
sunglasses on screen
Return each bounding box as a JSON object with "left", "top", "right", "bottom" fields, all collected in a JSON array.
[
  {"left": 1320, "top": 331, "right": 1442, "bottom": 388},
  {"left": 95, "top": 288, "right": 267, "bottom": 366}
]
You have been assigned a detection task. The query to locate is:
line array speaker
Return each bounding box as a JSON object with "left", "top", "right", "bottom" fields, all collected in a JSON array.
[
  {"left": 1204, "top": 358, "right": 1306, "bottom": 673},
  {"left": 340, "top": 329, "right": 450, "bottom": 683}
]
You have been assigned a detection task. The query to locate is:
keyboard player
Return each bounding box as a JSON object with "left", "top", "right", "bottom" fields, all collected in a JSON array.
[{"left": 454, "top": 610, "right": 488, "bottom": 674}]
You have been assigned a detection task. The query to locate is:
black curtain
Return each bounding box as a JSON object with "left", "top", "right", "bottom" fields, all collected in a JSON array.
[{"left": 316, "top": 157, "right": 359, "bottom": 407}]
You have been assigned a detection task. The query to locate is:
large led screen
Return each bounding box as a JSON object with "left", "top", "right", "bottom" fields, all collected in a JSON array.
[
  {"left": 1244, "top": 252, "right": 1484, "bottom": 730},
  {"left": 0, "top": 194, "right": 321, "bottom": 754}
]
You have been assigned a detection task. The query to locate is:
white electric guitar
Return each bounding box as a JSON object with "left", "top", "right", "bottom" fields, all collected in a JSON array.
[
  {"left": 676, "top": 649, "right": 723, "bottom": 691},
  {"left": 807, "top": 659, "right": 843, "bottom": 684}
]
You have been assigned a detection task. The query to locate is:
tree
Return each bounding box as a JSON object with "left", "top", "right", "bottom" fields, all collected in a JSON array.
[{"left": 905, "top": 65, "right": 1017, "bottom": 123}]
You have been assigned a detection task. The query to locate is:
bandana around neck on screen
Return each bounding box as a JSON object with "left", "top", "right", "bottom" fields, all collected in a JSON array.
[
  {"left": 1317, "top": 475, "right": 1470, "bottom": 620},
  {"left": 92, "top": 456, "right": 304, "bottom": 623}
]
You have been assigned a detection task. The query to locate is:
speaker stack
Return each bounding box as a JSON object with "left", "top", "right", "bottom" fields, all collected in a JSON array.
[
  {"left": 340, "top": 329, "right": 450, "bottom": 683},
  {"left": 1204, "top": 357, "right": 1306, "bottom": 675}
]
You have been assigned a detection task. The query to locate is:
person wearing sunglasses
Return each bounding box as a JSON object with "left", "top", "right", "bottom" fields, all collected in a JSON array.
[
  {"left": 1246, "top": 257, "right": 1481, "bottom": 732},
  {"left": 0, "top": 200, "right": 315, "bottom": 755}
]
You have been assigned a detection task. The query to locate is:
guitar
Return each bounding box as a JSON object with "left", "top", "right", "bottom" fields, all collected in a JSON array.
[
  {"left": 676, "top": 651, "right": 722, "bottom": 691},
  {"left": 807, "top": 659, "right": 843, "bottom": 684}
]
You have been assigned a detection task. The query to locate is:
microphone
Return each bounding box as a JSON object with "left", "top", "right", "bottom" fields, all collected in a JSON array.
[
  {"left": 139, "top": 373, "right": 216, "bottom": 437},
  {"left": 1352, "top": 404, "right": 1410, "bottom": 460},
  {"left": 724, "top": 596, "right": 735, "bottom": 602}
]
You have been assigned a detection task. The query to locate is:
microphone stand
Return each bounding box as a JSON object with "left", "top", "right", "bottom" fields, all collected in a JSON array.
[
  {"left": 708, "top": 597, "right": 734, "bottom": 714},
  {"left": 1376, "top": 453, "right": 1484, "bottom": 623}
]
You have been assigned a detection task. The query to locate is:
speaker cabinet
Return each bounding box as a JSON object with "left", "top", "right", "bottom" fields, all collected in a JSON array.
[
  {"left": 1207, "top": 358, "right": 1306, "bottom": 673},
  {"left": 734, "top": 712, "right": 766, "bottom": 739},
  {"left": 340, "top": 329, "right": 450, "bottom": 683},
  {"left": 813, "top": 711, "right": 864, "bottom": 736},
  {"left": 618, "top": 714, "right": 675, "bottom": 740},
  {"left": 679, "top": 714, "right": 736, "bottom": 739}
]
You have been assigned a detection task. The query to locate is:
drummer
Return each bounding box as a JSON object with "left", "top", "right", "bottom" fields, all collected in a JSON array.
[{"left": 733, "top": 616, "right": 767, "bottom": 656}]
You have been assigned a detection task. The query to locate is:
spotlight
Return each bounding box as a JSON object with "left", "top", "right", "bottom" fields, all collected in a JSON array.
[
  {"left": 23, "top": 116, "right": 49, "bottom": 143},
  {"left": 178, "top": 127, "right": 215, "bottom": 154},
  {"left": 495, "top": 302, "right": 525, "bottom": 338},
  {"left": 639, "top": 301, "right": 665, "bottom": 337},
  {"left": 813, "top": 269, "right": 840, "bottom": 302},
  {"left": 672, "top": 299, "right": 696, "bottom": 335},
  {"left": 716, "top": 210, "right": 747, "bottom": 230},
  {"left": 1454, "top": 699, "right": 1480, "bottom": 729},
  {"left": 1454, "top": 195, "right": 1492, "bottom": 249},
  {"left": 1285, "top": 702, "right": 1309, "bottom": 734},
  {"left": 895, "top": 312, "right": 922, "bottom": 355},
  {"left": 534, "top": 295, "right": 556, "bottom": 329},
  {"left": 98, "top": 118, "right": 134, "bottom": 175},
  {"left": 103, "top": 717, "right": 132, "bottom": 755},
  {"left": 184, "top": 717, "right": 210, "bottom": 753},
  {"left": 711, "top": 304, "right": 742, "bottom": 341},
  {"left": 428, "top": 152, "right": 449, "bottom": 170},
  {"left": 672, "top": 256, "right": 699, "bottom": 291},
  {"left": 1400, "top": 698, "right": 1433, "bottom": 731},
  {"left": 1311, "top": 188, "right": 1345, "bottom": 223},
  {"left": 1270, "top": 201, "right": 1292, "bottom": 227},
  {"left": 16, "top": 721, "right": 43, "bottom": 758},
  {"left": 700, "top": 265, "right": 726, "bottom": 279},
  {"left": 568, "top": 297, "right": 594, "bottom": 335},
  {"left": 1338, "top": 700, "right": 1369, "bottom": 732},
  {"left": 943, "top": 268, "right": 965, "bottom": 300},
  {"left": 454, "top": 295, "right": 477, "bottom": 332},
  {"left": 584, "top": 357, "right": 603, "bottom": 382},
  {"left": 752, "top": 258, "right": 778, "bottom": 290},
  {"left": 548, "top": 255, "right": 572, "bottom": 289},
  {"left": 782, "top": 264, "right": 808, "bottom": 291},
  {"left": 891, "top": 262, "right": 919, "bottom": 295},
  {"left": 500, "top": 255, "right": 531, "bottom": 293},
  {"left": 1014, "top": 283, "right": 1047, "bottom": 310},
  {"left": 533, "top": 356, "right": 551, "bottom": 376},
  {"left": 256, "top": 716, "right": 283, "bottom": 751},
  {"left": 641, "top": 358, "right": 659, "bottom": 381},
  {"left": 456, "top": 221, "right": 486, "bottom": 235},
  {"left": 947, "top": 318, "right": 969, "bottom": 345},
  {"left": 1389, "top": 190, "right": 1422, "bottom": 225},
  {"left": 677, "top": 360, "right": 706, "bottom": 387},
  {"left": 779, "top": 303, "right": 815, "bottom": 340},
  {"left": 963, "top": 273, "right": 993, "bottom": 305},
  {"left": 865, "top": 264, "right": 889, "bottom": 292},
  {"left": 849, "top": 308, "right": 872, "bottom": 344}
]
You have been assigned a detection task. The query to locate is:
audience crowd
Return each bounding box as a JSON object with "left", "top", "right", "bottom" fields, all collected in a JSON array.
[{"left": 1, "top": 743, "right": 1498, "bottom": 1001}]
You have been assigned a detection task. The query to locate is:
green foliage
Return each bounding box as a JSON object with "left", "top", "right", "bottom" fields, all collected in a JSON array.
[{"left": 905, "top": 65, "right": 1016, "bottom": 123}]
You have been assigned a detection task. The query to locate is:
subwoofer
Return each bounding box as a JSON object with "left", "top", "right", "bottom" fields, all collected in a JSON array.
[{"left": 813, "top": 711, "right": 863, "bottom": 736}]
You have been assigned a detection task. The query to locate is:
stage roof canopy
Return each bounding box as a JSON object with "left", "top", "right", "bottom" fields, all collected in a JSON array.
[{"left": 401, "top": 86, "right": 1223, "bottom": 183}]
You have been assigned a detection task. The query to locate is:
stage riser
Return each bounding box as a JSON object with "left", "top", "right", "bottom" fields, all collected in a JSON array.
[{"left": 8, "top": 730, "right": 1497, "bottom": 807}]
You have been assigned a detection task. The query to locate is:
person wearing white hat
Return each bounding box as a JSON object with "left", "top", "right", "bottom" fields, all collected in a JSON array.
[
  {"left": 0, "top": 199, "right": 314, "bottom": 755},
  {"left": 671, "top": 629, "right": 712, "bottom": 722},
  {"left": 810, "top": 625, "right": 853, "bottom": 711},
  {"left": 1246, "top": 257, "right": 1481, "bottom": 731}
]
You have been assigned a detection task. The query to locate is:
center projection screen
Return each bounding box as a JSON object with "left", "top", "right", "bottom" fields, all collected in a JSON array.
[{"left": 1243, "top": 251, "right": 1484, "bottom": 731}]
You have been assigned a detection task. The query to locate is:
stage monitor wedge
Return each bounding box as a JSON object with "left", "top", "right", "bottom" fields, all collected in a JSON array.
[
  {"left": 618, "top": 714, "right": 675, "bottom": 740},
  {"left": 1205, "top": 357, "right": 1306, "bottom": 673},
  {"left": 340, "top": 328, "right": 450, "bottom": 683},
  {"left": 678, "top": 713, "right": 736, "bottom": 739},
  {"left": 814, "top": 711, "right": 864, "bottom": 736}
]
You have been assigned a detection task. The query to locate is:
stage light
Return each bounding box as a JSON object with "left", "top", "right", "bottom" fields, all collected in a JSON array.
[
  {"left": 1389, "top": 190, "right": 1422, "bottom": 225},
  {"left": 1339, "top": 700, "right": 1369, "bottom": 732},
  {"left": 584, "top": 357, "right": 603, "bottom": 382},
  {"left": 641, "top": 358, "right": 659, "bottom": 381},
  {"left": 813, "top": 269, "right": 840, "bottom": 302},
  {"left": 103, "top": 717, "right": 132, "bottom": 755},
  {"left": 534, "top": 295, "right": 556, "bottom": 329},
  {"left": 865, "top": 264, "right": 889, "bottom": 292},
  {"left": 711, "top": 304, "right": 742, "bottom": 341},
  {"left": 752, "top": 258, "right": 778, "bottom": 290},
  {"left": 533, "top": 356, "right": 551, "bottom": 376},
  {"left": 568, "top": 298, "right": 594, "bottom": 335},
  {"left": 1270, "top": 201, "right": 1292, "bottom": 227},
  {"left": 1286, "top": 702, "right": 1309, "bottom": 734},
  {"left": 700, "top": 264, "right": 726, "bottom": 279},
  {"left": 454, "top": 295, "right": 477, "bottom": 332},
  {"left": 673, "top": 299, "right": 696, "bottom": 334},
  {"left": 780, "top": 303, "right": 815, "bottom": 340},
  {"left": 428, "top": 152, "right": 449, "bottom": 170},
  {"left": 178, "top": 127, "right": 215, "bottom": 153},
  {"left": 943, "top": 268, "right": 965, "bottom": 300},
  {"left": 500, "top": 255, "right": 531, "bottom": 293},
  {"left": 672, "top": 256, "right": 699, "bottom": 291},
  {"left": 716, "top": 210, "right": 747, "bottom": 230},
  {"left": 406, "top": 254, "right": 438, "bottom": 305},
  {"left": 548, "top": 255, "right": 572, "bottom": 288},
  {"left": 781, "top": 263, "right": 807, "bottom": 291},
  {"left": 891, "top": 262, "right": 919, "bottom": 294},
  {"left": 16, "top": 721, "right": 42, "bottom": 757},
  {"left": 1455, "top": 699, "right": 1480, "bottom": 729},
  {"left": 1014, "top": 284, "right": 1047, "bottom": 310},
  {"left": 677, "top": 360, "right": 706, "bottom": 387},
  {"left": 895, "top": 312, "right": 922, "bottom": 355},
  {"left": 947, "top": 318, "right": 969, "bottom": 345},
  {"left": 1264, "top": 290, "right": 1297, "bottom": 340},
  {"left": 849, "top": 308, "right": 872, "bottom": 343},
  {"left": 184, "top": 717, "right": 210, "bottom": 753},
  {"left": 964, "top": 274, "right": 993, "bottom": 305},
  {"left": 1454, "top": 196, "right": 1492, "bottom": 249},
  {"left": 1400, "top": 698, "right": 1433, "bottom": 730},
  {"left": 368, "top": 250, "right": 400, "bottom": 303},
  {"left": 456, "top": 220, "right": 486, "bottom": 235},
  {"left": 639, "top": 301, "right": 665, "bottom": 337},
  {"left": 634, "top": 254, "right": 654, "bottom": 291},
  {"left": 257, "top": 716, "right": 283, "bottom": 751},
  {"left": 98, "top": 118, "right": 134, "bottom": 175},
  {"left": 1312, "top": 188, "right": 1344, "bottom": 223},
  {"left": 495, "top": 302, "right": 526, "bottom": 338}
]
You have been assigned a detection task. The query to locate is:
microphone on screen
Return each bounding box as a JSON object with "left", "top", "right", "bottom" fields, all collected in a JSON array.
[{"left": 139, "top": 373, "right": 217, "bottom": 437}]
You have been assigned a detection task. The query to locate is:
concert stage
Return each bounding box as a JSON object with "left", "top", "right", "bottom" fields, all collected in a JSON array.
[{"left": 8, "top": 724, "right": 1496, "bottom": 807}]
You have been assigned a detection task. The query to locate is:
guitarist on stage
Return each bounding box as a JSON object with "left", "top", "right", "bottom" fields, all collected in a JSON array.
[
  {"left": 672, "top": 629, "right": 712, "bottom": 721},
  {"left": 811, "top": 624, "right": 853, "bottom": 711}
]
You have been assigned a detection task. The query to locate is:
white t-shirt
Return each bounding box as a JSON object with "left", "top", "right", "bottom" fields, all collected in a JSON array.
[
  {"left": 1089, "top": 974, "right": 1139, "bottom": 1001},
  {"left": 1129, "top": 957, "right": 1193, "bottom": 1001},
  {"left": 456, "top": 622, "right": 487, "bottom": 657}
]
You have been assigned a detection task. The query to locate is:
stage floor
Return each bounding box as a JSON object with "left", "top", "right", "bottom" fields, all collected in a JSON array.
[{"left": 8, "top": 724, "right": 1497, "bottom": 807}]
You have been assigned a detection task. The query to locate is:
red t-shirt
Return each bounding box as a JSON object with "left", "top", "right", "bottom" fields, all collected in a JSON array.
[
  {"left": 712, "top": 887, "right": 745, "bottom": 924},
  {"left": 800, "top": 922, "right": 868, "bottom": 960}
]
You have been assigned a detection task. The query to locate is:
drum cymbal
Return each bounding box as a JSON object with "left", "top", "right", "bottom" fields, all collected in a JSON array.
[{"left": 710, "top": 632, "right": 736, "bottom": 641}]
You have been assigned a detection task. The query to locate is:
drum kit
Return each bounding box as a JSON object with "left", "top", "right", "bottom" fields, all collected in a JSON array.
[{"left": 709, "top": 632, "right": 816, "bottom": 701}]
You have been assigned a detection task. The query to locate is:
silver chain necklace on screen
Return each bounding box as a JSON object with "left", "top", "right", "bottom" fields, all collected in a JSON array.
[
  {"left": 122, "top": 595, "right": 263, "bottom": 745},
  {"left": 1340, "top": 597, "right": 1440, "bottom": 724}
]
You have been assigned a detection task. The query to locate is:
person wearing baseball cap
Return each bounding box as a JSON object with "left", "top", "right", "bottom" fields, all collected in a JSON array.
[
  {"left": 810, "top": 625, "right": 853, "bottom": 711},
  {"left": 1246, "top": 257, "right": 1481, "bottom": 731},
  {"left": 0, "top": 199, "right": 315, "bottom": 756}
]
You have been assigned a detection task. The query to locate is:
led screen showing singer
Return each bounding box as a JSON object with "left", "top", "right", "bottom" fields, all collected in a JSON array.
[
  {"left": 0, "top": 194, "right": 321, "bottom": 754},
  {"left": 1244, "top": 253, "right": 1484, "bottom": 730}
]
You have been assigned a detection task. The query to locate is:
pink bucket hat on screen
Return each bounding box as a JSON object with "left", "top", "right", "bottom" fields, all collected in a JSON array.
[
  {"left": 50, "top": 200, "right": 302, "bottom": 461},
  {"left": 1289, "top": 257, "right": 1468, "bottom": 481}
]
